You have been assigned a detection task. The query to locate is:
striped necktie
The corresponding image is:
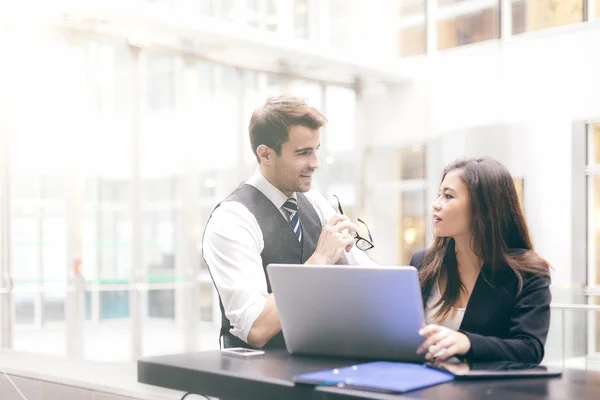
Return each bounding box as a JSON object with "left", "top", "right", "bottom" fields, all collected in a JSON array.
[{"left": 282, "top": 197, "right": 302, "bottom": 242}]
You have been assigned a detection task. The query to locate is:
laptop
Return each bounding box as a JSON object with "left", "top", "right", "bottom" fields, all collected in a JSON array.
[{"left": 266, "top": 264, "right": 426, "bottom": 362}]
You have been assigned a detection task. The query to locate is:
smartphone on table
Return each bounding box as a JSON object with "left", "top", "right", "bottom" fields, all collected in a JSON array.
[{"left": 221, "top": 347, "right": 265, "bottom": 359}]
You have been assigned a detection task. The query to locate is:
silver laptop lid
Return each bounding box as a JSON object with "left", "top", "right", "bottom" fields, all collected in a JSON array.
[{"left": 267, "top": 264, "right": 426, "bottom": 362}]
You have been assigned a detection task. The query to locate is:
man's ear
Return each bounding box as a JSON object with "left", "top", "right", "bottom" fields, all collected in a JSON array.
[{"left": 256, "top": 144, "right": 274, "bottom": 164}]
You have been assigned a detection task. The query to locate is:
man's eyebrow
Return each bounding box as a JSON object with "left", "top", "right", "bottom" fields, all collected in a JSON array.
[{"left": 294, "top": 144, "right": 320, "bottom": 153}]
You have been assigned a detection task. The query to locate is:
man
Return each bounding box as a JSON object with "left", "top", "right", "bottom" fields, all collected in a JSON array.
[{"left": 202, "top": 94, "right": 372, "bottom": 350}]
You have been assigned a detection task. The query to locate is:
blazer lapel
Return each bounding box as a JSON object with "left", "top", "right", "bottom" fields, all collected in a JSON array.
[{"left": 459, "top": 264, "right": 508, "bottom": 331}]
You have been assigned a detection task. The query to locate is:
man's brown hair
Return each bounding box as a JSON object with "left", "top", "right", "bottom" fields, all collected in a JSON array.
[{"left": 249, "top": 94, "right": 327, "bottom": 162}]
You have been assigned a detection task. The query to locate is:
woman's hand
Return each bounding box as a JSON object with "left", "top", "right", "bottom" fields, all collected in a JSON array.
[{"left": 416, "top": 324, "right": 471, "bottom": 362}]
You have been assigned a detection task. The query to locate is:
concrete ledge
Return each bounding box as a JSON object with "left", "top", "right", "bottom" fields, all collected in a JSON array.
[{"left": 0, "top": 349, "right": 207, "bottom": 400}]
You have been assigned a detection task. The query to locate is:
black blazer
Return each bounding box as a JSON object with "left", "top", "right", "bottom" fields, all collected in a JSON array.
[{"left": 410, "top": 249, "right": 551, "bottom": 364}]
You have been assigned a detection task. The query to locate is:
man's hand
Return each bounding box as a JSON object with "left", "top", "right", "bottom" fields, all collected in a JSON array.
[{"left": 307, "top": 215, "right": 358, "bottom": 265}]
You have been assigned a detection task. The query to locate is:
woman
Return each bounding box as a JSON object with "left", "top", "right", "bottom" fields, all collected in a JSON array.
[{"left": 411, "top": 157, "right": 551, "bottom": 364}]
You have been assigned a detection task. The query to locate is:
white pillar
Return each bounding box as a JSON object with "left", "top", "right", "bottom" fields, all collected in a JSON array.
[
  {"left": 588, "top": 0, "right": 597, "bottom": 22},
  {"left": 0, "top": 20, "right": 13, "bottom": 350},
  {"left": 316, "top": 0, "right": 330, "bottom": 46},
  {"left": 500, "top": 0, "right": 511, "bottom": 41},
  {"left": 129, "top": 45, "right": 144, "bottom": 360},
  {"left": 62, "top": 35, "right": 87, "bottom": 360},
  {"left": 353, "top": 0, "right": 397, "bottom": 60},
  {"left": 426, "top": 0, "right": 437, "bottom": 54},
  {"left": 277, "top": 0, "right": 294, "bottom": 35},
  {"left": 236, "top": 68, "right": 247, "bottom": 184},
  {"left": 179, "top": 56, "right": 202, "bottom": 352}
]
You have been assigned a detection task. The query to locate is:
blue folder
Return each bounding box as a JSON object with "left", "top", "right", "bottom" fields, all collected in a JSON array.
[{"left": 294, "top": 361, "right": 454, "bottom": 394}]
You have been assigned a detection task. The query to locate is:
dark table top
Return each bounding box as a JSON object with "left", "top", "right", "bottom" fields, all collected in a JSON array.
[{"left": 137, "top": 350, "right": 600, "bottom": 400}]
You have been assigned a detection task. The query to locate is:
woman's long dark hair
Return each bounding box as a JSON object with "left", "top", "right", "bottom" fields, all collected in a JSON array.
[{"left": 420, "top": 157, "right": 550, "bottom": 322}]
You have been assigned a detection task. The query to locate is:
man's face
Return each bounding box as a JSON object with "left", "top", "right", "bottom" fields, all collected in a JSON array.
[{"left": 270, "top": 125, "right": 321, "bottom": 195}]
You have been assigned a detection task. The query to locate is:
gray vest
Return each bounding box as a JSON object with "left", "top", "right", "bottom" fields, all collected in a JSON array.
[{"left": 204, "top": 184, "right": 324, "bottom": 349}]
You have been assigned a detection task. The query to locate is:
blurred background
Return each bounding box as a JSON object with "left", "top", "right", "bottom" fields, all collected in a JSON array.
[{"left": 0, "top": 0, "right": 598, "bottom": 371}]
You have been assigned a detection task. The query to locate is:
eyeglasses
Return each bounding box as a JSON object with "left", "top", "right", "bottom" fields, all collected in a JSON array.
[{"left": 333, "top": 195, "right": 374, "bottom": 251}]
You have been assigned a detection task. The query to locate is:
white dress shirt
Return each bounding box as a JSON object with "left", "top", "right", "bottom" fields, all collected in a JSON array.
[
  {"left": 202, "top": 169, "right": 373, "bottom": 343},
  {"left": 425, "top": 278, "right": 466, "bottom": 331}
]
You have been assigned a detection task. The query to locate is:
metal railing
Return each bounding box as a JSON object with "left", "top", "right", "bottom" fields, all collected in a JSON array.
[{"left": 548, "top": 303, "right": 600, "bottom": 369}]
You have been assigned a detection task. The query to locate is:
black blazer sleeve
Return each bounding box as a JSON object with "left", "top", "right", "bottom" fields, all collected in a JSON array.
[
  {"left": 409, "top": 250, "right": 426, "bottom": 270},
  {"left": 462, "top": 272, "right": 552, "bottom": 364}
]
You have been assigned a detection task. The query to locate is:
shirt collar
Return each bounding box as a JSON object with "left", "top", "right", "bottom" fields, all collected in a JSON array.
[{"left": 246, "top": 168, "right": 297, "bottom": 210}]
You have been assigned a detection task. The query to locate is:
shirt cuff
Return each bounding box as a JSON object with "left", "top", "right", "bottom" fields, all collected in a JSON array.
[{"left": 230, "top": 295, "right": 267, "bottom": 344}]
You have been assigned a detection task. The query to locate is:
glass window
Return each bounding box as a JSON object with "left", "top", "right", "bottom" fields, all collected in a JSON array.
[
  {"left": 82, "top": 43, "right": 131, "bottom": 113},
  {"left": 242, "top": 72, "right": 282, "bottom": 165},
  {"left": 196, "top": 65, "right": 241, "bottom": 171},
  {"left": 217, "top": 0, "right": 237, "bottom": 21},
  {"left": 144, "top": 53, "right": 174, "bottom": 112},
  {"left": 266, "top": 73, "right": 281, "bottom": 95},
  {"left": 511, "top": 0, "right": 584, "bottom": 35},
  {"left": 5, "top": 35, "right": 231, "bottom": 361},
  {"left": 140, "top": 52, "right": 208, "bottom": 357},
  {"left": 221, "top": 65, "right": 241, "bottom": 95},
  {"left": 198, "top": 0, "right": 214, "bottom": 16},
  {"left": 511, "top": 0, "right": 526, "bottom": 35},
  {"left": 242, "top": 71, "right": 261, "bottom": 165},
  {"left": 366, "top": 145, "right": 427, "bottom": 264},
  {"left": 399, "top": 190, "right": 427, "bottom": 264},
  {"left": 398, "top": 146, "right": 426, "bottom": 180},
  {"left": 591, "top": 173, "right": 600, "bottom": 286},
  {"left": 329, "top": 0, "right": 355, "bottom": 49},
  {"left": 514, "top": 177, "right": 524, "bottom": 213},
  {"left": 397, "top": 0, "right": 426, "bottom": 57},
  {"left": 113, "top": 46, "right": 132, "bottom": 112},
  {"left": 594, "top": 297, "right": 600, "bottom": 354},
  {"left": 266, "top": 0, "right": 278, "bottom": 32},
  {"left": 80, "top": 43, "right": 135, "bottom": 360},
  {"left": 324, "top": 86, "right": 356, "bottom": 153},
  {"left": 144, "top": 0, "right": 170, "bottom": 5},
  {"left": 82, "top": 47, "right": 134, "bottom": 284},
  {"left": 329, "top": 182, "right": 358, "bottom": 221},
  {"left": 437, "top": 0, "right": 499, "bottom": 50},
  {"left": 246, "top": 0, "right": 260, "bottom": 27},
  {"left": 589, "top": 123, "right": 600, "bottom": 289},
  {"left": 365, "top": 145, "right": 427, "bottom": 183},
  {"left": 9, "top": 31, "right": 72, "bottom": 356},
  {"left": 294, "top": 0, "right": 310, "bottom": 39},
  {"left": 589, "top": 120, "right": 600, "bottom": 165},
  {"left": 12, "top": 211, "right": 39, "bottom": 285},
  {"left": 140, "top": 53, "right": 184, "bottom": 346},
  {"left": 198, "top": 61, "right": 214, "bottom": 95},
  {"left": 245, "top": 0, "right": 278, "bottom": 30},
  {"left": 586, "top": 122, "right": 600, "bottom": 357},
  {"left": 290, "top": 79, "right": 322, "bottom": 109}
]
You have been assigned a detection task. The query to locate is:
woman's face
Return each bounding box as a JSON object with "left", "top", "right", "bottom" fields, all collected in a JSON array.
[{"left": 432, "top": 169, "right": 472, "bottom": 239}]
